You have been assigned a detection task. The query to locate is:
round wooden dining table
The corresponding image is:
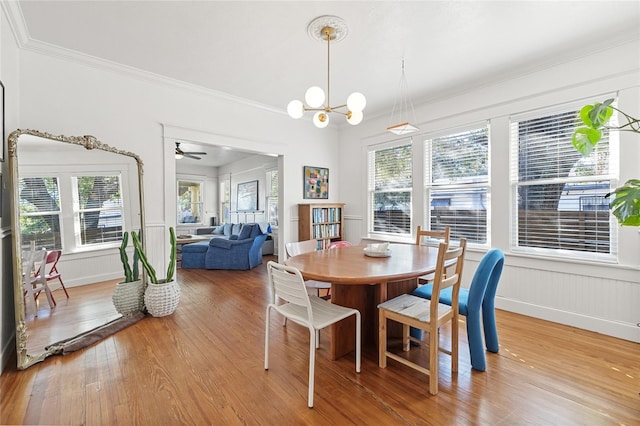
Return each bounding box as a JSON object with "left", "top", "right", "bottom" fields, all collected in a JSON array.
[{"left": 285, "top": 243, "right": 440, "bottom": 360}]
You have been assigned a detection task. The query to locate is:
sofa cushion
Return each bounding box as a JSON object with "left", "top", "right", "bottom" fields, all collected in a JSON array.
[
  {"left": 213, "top": 225, "right": 224, "bottom": 235},
  {"left": 249, "top": 223, "right": 262, "bottom": 238},
  {"left": 232, "top": 223, "right": 242, "bottom": 236},
  {"left": 238, "top": 224, "right": 253, "bottom": 240},
  {"left": 229, "top": 235, "right": 239, "bottom": 240},
  {"left": 223, "top": 223, "right": 232, "bottom": 236}
]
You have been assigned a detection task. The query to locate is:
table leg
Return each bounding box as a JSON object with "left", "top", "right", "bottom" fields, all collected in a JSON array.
[{"left": 329, "top": 278, "right": 419, "bottom": 360}]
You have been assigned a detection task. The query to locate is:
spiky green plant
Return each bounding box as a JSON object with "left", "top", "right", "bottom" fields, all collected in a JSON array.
[
  {"left": 132, "top": 227, "right": 177, "bottom": 284},
  {"left": 118, "top": 231, "right": 140, "bottom": 282}
]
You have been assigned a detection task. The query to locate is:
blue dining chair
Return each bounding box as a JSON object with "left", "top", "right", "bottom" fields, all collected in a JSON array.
[{"left": 412, "top": 249, "right": 505, "bottom": 371}]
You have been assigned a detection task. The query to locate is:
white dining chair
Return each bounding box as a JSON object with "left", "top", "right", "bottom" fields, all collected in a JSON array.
[
  {"left": 264, "top": 261, "right": 361, "bottom": 408},
  {"left": 22, "top": 249, "right": 56, "bottom": 316},
  {"left": 285, "top": 240, "right": 331, "bottom": 299}
]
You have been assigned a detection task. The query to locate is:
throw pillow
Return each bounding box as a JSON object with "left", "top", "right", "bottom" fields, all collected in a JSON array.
[
  {"left": 238, "top": 224, "right": 253, "bottom": 240},
  {"left": 223, "top": 223, "right": 232, "bottom": 236},
  {"left": 232, "top": 223, "right": 242, "bottom": 236},
  {"left": 213, "top": 225, "right": 224, "bottom": 235}
]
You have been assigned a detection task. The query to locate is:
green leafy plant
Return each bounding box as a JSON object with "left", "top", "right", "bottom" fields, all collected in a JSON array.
[
  {"left": 572, "top": 99, "right": 640, "bottom": 226},
  {"left": 119, "top": 231, "right": 140, "bottom": 282},
  {"left": 132, "top": 227, "right": 177, "bottom": 284}
]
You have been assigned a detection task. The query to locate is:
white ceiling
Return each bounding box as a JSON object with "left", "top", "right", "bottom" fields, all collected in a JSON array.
[{"left": 15, "top": 1, "right": 640, "bottom": 166}]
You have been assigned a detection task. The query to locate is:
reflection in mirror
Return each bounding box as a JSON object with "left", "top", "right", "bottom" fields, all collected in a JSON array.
[{"left": 8, "top": 129, "right": 145, "bottom": 369}]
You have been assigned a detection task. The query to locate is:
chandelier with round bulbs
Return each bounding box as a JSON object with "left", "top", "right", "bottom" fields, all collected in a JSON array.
[{"left": 287, "top": 16, "right": 366, "bottom": 128}]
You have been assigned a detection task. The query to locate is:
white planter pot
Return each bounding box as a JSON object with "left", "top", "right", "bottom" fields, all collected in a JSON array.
[
  {"left": 112, "top": 279, "right": 144, "bottom": 316},
  {"left": 144, "top": 280, "right": 181, "bottom": 317}
]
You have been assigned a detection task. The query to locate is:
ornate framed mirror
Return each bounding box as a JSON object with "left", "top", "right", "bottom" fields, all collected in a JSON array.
[{"left": 8, "top": 129, "right": 145, "bottom": 369}]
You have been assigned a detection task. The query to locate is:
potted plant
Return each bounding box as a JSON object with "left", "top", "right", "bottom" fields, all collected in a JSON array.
[
  {"left": 112, "top": 231, "right": 145, "bottom": 316},
  {"left": 132, "top": 226, "right": 180, "bottom": 317},
  {"left": 572, "top": 98, "right": 640, "bottom": 226}
]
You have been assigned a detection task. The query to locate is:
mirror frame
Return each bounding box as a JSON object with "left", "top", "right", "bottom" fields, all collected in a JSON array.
[{"left": 8, "top": 129, "right": 146, "bottom": 369}]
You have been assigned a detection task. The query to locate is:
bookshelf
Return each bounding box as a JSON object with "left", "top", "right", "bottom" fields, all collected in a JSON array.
[{"left": 298, "top": 203, "right": 345, "bottom": 250}]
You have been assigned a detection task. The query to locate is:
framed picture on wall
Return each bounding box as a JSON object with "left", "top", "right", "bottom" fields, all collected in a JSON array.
[
  {"left": 303, "top": 166, "right": 329, "bottom": 199},
  {"left": 237, "top": 180, "right": 258, "bottom": 211}
]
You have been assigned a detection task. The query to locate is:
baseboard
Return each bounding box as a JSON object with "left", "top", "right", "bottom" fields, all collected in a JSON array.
[{"left": 496, "top": 297, "right": 640, "bottom": 343}]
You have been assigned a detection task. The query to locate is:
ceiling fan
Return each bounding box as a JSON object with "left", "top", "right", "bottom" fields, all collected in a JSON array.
[{"left": 175, "top": 142, "right": 207, "bottom": 160}]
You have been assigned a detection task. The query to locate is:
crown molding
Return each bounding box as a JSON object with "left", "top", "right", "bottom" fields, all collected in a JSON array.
[{"left": 1, "top": 2, "right": 284, "bottom": 116}]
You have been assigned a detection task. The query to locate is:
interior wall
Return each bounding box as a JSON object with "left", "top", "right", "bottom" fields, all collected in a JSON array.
[
  {"left": 338, "top": 39, "right": 640, "bottom": 342},
  {"left": 0, "top": 5, "right": 21, "bottom": 374}
]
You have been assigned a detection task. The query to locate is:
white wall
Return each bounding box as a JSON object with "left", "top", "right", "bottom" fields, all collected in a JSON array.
[{"left": 338, "top": 39, "right": 640, "bottom": 343}]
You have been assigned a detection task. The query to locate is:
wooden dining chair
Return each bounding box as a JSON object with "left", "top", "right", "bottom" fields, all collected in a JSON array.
[
  {"left": 285, "top": 240, "right": 331, "bottom": 299},
  {"left": 378, "top": 239, "right": 466, "bottom": 395},
  {"left": 264, "top": 261, "right": 361, "bottom": 407},
  {"left": 415, "top": 225, "right": 451, "bottom": 284}
]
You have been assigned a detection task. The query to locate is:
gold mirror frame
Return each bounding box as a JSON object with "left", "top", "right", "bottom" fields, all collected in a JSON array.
[{"left": 8, "top": 129, "right": 146, "bottom": 369}]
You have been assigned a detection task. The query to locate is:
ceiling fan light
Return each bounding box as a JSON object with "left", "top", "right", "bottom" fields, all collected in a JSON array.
[
  {"left": 346, "top": 110, "right": 363, "bottom": 125},
  {"left": 347, "top": 92, "right": 366, "bottom": 112},
  {"left": 287, "top": 100, "right": 304, "bottom": 119},
  {"left": 313, "top": 111, "right": 329, "bottom": 128},
  {"left": 175, "top": 153, "right": 184, "bottom": 159},
  {"left": 305, "top": 86, "right": 325, "bottom": 108}
]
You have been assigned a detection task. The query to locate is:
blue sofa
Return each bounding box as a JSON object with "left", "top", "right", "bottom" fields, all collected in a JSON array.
[{"left": 181, "top": 223, "right": 267, "bottom": 270}]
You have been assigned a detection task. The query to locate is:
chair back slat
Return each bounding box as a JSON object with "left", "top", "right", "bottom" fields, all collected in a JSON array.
[
  {"left": 415, "top": 225, "right": 450, "bottom": 246},
  {"left": 267, "top": 261, "right": 313, "bottom": 320},
  {"left": 285, "top": 240, "right": 318, "bottom": 257}
]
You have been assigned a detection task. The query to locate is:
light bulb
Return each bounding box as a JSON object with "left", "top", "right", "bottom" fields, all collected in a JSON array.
[
  {"left": 313, "top": 111, "right": 329, "bottom": 128},
  {"left": 346, "top": 110, "right": 363, "bottom": 125},
  {"left": 287, "top": 100, "right": 304, "bottom": 119},
  {"left": 305, "top": 86, "right": 325, "bottom": 108},
  {"left": 175, "top": 153, "right": 184, "bottom": 159},
  {"left": 347, "top": 92, "right": 366, "bottom": 112}
]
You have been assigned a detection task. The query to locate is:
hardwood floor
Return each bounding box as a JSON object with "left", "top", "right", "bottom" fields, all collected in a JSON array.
[{"left": 1, "top": 256, "right": 639, "bottom": 425}]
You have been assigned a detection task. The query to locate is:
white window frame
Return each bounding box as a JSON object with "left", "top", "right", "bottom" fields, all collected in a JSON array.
[
  {"left": 177, "top": 177, "right": 205, "bottom": 226},
  {"left": 423, "top": 122, "right": 491, "bottom": 247},
  {"left": 509, "top": 97, "right": 619, "bottom": 261},
  {"left": 367, "top": 138, "right": 413, "bottom": 238}
]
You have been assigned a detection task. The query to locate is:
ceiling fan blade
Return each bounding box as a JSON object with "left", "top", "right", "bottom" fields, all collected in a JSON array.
[
  {"left": 184, "top": 151, "right": 207, "bottom": 155},
  {"left": 184, "top": 153, "right": 202, "bottom": 160}
]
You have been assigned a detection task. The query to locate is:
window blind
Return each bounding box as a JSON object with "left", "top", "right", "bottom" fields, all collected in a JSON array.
[
  {"left": 368, "top": 140, "right": 413, "bottom": 235},
  {"left": 425, "top": 126, "right": 489, "bottom": 244},
  {"left": 19, "top": 176, "right": 63, "bottom": 250},
  {"left": 510, "top": 101, "right": 617, "bottom": 256},
  {"left": 74, "top": 175, "right": 124, "bottom": 246}
]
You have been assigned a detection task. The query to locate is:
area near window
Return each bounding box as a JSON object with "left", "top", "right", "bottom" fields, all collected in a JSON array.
[
  {"left": 19, "top": 171, "right": 126, "bottom": 252},
  {"left": 177, "top": 179, "right": 204, "bottom": 225},
  {"left": 424, "top": 124, "right": 490, "bottom": 245},
  {"left": 368, "top": 139, "right": 413, "bottom": 237},
  {"left": 509, "top": 98, "right": 618, "bottom": 259}
]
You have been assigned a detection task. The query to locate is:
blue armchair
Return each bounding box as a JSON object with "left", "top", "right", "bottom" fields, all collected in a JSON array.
[{"left": 182, "top": 223, "right": 268, "bottom": 270}]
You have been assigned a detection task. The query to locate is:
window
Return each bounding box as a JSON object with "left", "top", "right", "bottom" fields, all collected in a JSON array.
[
  {"left": 220, "top": 177, "right": 230, "bottom": 224},
  {"left": 368, "top": 140, "right": 413, "bottom": 236},
  {"left": 19, "top": 176, "right": 63, "bottom": 250},
  {"left": 72, "top": 175, "right": 123, "bottom": 246},
  {"left": 425, "top": 125, "right": 489, "bottom": 244},
  {"left": 510, "top": 101, "right": 617, "bottom": 257},
  {"left": 177, "top": 179, "right": 203, "bottom": 224},
  {"left": 266, "top": 169, "right": 278, "bottom": 227}
]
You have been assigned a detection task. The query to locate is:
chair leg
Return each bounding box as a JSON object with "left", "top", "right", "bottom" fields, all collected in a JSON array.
[
  {"left": 466, "top": 310, "right": 487, "bottom": 371},
  {"left": 378, "top": 309, "right": 387, "bottom": 368},
  {"left": 482, "top": 303, "right": 499, "bottom": 353},
  {"left": 57, "top": 277, "right": 70, "bottom": 299},
  {"left": 451, "top": 314, "right": 458, "bottom": 373},
  {"left": 355, "top": 310, "right": 361, "bottom": 373},
  {"left": 264, "top": 306, "right": 271, "bottom": 370},
  {"left": 429, "top": 324, "right": 439, "bottom": 395},
  {"left": 308, "top": 327, "right": 316, "bottom": 408}
]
